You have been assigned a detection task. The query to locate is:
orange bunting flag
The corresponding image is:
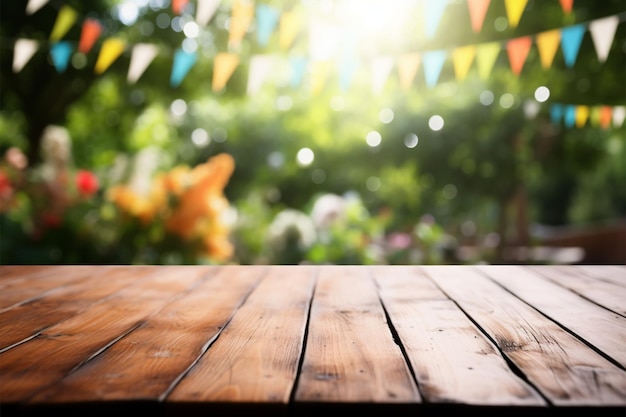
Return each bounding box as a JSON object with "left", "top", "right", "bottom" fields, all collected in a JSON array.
[
  {"left": 507, "top": 36, "right": 532, "bottom": 75},
  {"left": 536, "top": 29, "right": 561, "bottom": 69},
  {"left": 172, "top": 0, "right": 189, "bottom": 15},
  {"left": 599, "top": 106, "right": 612, "bottom": 129},
  {"left": 279, "top": 10, "right": 300, "bottom": 50},
  {"left": 79, "top": 19, "right": 103, "bottom": 54},
  {"left": 228, "top": 0, "right": 255, "bottom": 48},
  {"left": 49, "top": 5, "right": 78, "bottom": 41},
  {"left": 504, "top": 0, "right": 528, "bottom": 28},
  {"left": 559, "top": 0, "right": 574, "bottom": 14},
  {"left": 467, "top": 0, "right": 491, "bottom": 33},
  {"left": 476, "top": 41, "right": 500, "bottom": 80},
  {"left": 397, "top": 53, "right": 420, "bottom": 90},
  {"left": 94, "top": 38, "right": 126, "bottom": 74},
  {"left": 213, "top": 52, "right": 240, "bottom": 92},
  {"left": 575, "top": 105, "right": 589, "bottom": 128},
  {"left": 452, "top": 45, "right": 476, "bottom": 81}
]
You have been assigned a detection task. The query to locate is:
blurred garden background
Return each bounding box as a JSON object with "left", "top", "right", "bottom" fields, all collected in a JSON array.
[{"left": 0, "top": 0, "right": 624, "bottom": 265}]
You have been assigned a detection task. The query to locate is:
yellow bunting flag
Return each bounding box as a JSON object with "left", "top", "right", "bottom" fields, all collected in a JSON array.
[
  {"left": 507, "top": 36, "right": 532, "bottom": 75},
  {"left": 94, "top": 38, "right": 126, "bottom": 74},
  {"left": 49, "top": 5, "right": 78, "bottom": 41},
  {"left": 279, "top": 10, "right": 300, "bottom": 50},
  {"left": 536, "top": 29, "right": 561, "bottom": 69},
  {"left": 310, "top": 60, "right": 330, "bottom": 96},
  {"left": 397, "top": 53, "right": 420, "bottom": 90},
  {"left": 452, "top": 45, "right": 476, "bottom": 81},
  {"left": 504, "top": 0, "right": 528, "bottom": 28},
  {"left": 228, "top": 0, "right": 255, "bottom": 48},
  {"left": 467, "top": 0, "right": 491, "bottom": 33},
  {"left": 575, "top": 105, "right": 589, "bottom": 128},
  {"left": 213, "top": 52, "right": 240, "bottom": 92},
  {"left": 475, "top": 42, "right": 500, "bottom": 80},
  {"left": 559, "top": 0, "right": 574, "bottom": 14}
]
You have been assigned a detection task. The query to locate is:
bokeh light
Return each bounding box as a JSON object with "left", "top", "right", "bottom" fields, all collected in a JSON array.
[
  {"left": 297, "top": 147, "right": 315, "bottom": 166},
  {"left": 428, "top": 115, "right": 444, "bottom": 131},
  {"left": 366, "top": 131, "right": 382, "bottom": 147}
]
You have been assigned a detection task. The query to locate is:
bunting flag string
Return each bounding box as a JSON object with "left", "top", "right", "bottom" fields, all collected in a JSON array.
[
  {"left": 547, "top": 103, "right": 625, "bottom": 129},
  {"left": 10, "top": 1, "right": 625, "bottom": 97}
]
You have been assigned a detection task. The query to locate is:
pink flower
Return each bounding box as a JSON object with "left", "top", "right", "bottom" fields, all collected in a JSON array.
[{"left": 75, "top": 170, "right": 99, "bottom": 197}]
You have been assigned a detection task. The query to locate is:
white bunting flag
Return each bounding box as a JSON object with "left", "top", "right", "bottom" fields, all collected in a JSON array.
[
  {"left": 127, "top": 43, "right": 159, "bottom": 83},
  {"left": 26, "top": 0, "right": 48, "bottom": 15},
  {"left": 247, "top": 55, "right": 274, "bottom": 95},
  {"left": 196, "top": 0, "right": 221, "bottom": 26},
  {"left": 613, "top": 106, "right": 625, "bottom": 128},
  {"left": 588, "top": 15, "right": 619, "bottom": 62},
  {"left": 13, "top": 39, "right": 38, "bottom": 72},
  {"left": 371, "top": 56, "right": 394, "bottom": 95}
]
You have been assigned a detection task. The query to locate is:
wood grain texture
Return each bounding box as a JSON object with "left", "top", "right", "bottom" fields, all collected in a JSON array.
[
  {"left": 477, "top": 265, "right": 626, "bottom": 367},
  {"left": 294, "top": 265, "right": 420, "bottom": 403},
  {"left": 0, "top": 266, "right": 158, "bottom": 351},
  {"left": 0, "top": 266, "right": 209, "bottom": 402},
  {"left": 167, "top": 265, "right": 316, "bottom": 404},
  {"left": 424, "top": 265, "right": 626, "bottom": 406},
  {"left": 372, "top": 266, "right": 545, "bottom": 406},
  {"left": 28, "top": 266, "right": 263, "bottom": 403},
  {"left": 527, "top": 265, "right": 626, "bottom": 316},
  {"left": 573, "top": 265, "right": 626, "bottom": 289}
]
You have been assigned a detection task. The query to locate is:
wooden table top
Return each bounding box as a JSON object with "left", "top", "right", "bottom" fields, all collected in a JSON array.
[{"left": 0, "top": 265, "right": 625, "bottom": 416}]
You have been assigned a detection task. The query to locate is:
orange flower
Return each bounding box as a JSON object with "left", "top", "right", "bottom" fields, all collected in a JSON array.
[{"left": 107, "top": 185, "right": 156, "bottom": 224}]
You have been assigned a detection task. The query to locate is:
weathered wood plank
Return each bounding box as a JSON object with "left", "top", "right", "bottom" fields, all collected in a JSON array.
[
  {"left": 28, "top": 265, "right": 263, "bottom": 403},
  {"left": 0, "top": 266, "right": 158, "bottom": 351},
  {"left": 575, "top": 266, "right": 626, "bottom": 288},
  {"left": 477, "top": 265, "right": 626, "bottom": 368},
  {"left": 424, "top": 265, "right": 626, "bottom": 406},
  {"left": 372, "top": 266, "right": 545, "bottom": 406},
  {"left": 527, "top": 265, "right": 626, "bottom": 316},
  {"left": 167, "top": 265, "right": 316, "bottom": 406},
  {"left": 294, "top": 265, "right": 420, "bottom": 403},
  {"left": 0, "top": 265, "right": 53, "bottom": 281},
  {"left": 0, "top": 266, "right": 210, "bottom": 402},
  {"left": 0, "top": 265, "right": 103, "bottom": 310}
]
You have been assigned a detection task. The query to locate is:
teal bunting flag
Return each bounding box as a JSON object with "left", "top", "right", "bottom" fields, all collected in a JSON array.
[
  {"left": 560, "top": 24, "right": 586, "bottom": 67},
  {"left": 50, "top": 41, "right": 73, "bottom": 73},
  {"left": 170, "top": 48, "right": 197, "bottom": 87}
]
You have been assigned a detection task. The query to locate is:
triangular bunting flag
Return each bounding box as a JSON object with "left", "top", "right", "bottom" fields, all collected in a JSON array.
[
  {"left": 452, "top": 45, "right": 476, "bottom": 81},
  {"left": 247, "top": 55, "right": 274, "bottom": 95},
  {"left": 280, "top": 10, "right": 300, "bottom": 50},
  {"left": 13, "top": 39, "right": 38, "bottom": 72},
  {"left": 561, "top": 24, "right": 586, "bottom": 67},
  {"left": 588, "top": 16, "right": 619, "bottom": 62},
  {"left": 50, "top": 41, "right": 73, "bottom": 73},
  {"left": 423, "top": 1, "right": 448, "bottom": 39},
  {"left": 289, "top": 56, "right": 307, "bottom": 88},
  {"left": 78, "top": 19, "right": 103, "bottom": 54},
  {"left": 256, "top": 4, "right": 280, "bottom": 47},
  {"left": 475, "top": 42, "right": 500, "bottom": 80},
  {"left": 196, "top": 0, "right": 221, "bottom": 26},
  {"left": 598, "top": 106, "right": 612, "bottom": 129},
  {"left": 310, "top": 60, "right": 331, "bottom": 95},
  {"left": 338, "top": 53, "right": 359, "bottom": 92},
  {"left": 422, "top": 50, "right": 447, "bottom": 88},
  {"left": 506, "top": 36, "right": 532, "bottom": 75},
  {"left": 564, "top": 105, "right": 576, "bottom": 128},
  {"left": 467, "top": 0, "right": 491, "bottom": 33},
  {"left": 213, "top": 52, "right": 240, "bottom": 92},
  {"left": 575, "top": 105, "right": 589, "bottom": 128},
  {"left": 127, "top": 43, "right": 159, "bottom": 84},
  {"left": 504, "top": 0, "right": 528, "bottom": 28},
  {"left": 170, "top": 49, "right": 197, "bottom": 87},
  {"left": 228, "top": 0, "right": 255, "bottom": 48},
  {"left": 613, "top": 106, "right": 626, "bottom": 128},
  {"left": 397, "top": 53, "right": 420, "bottom": 90},
  {"left": 536, "top": 29, "right": 561, "bottom": 69},
  {"left": 26, "top": 0, "right": 48, "bottom": 15},
  {"left": 172, "top": 0, "right": 189, "bottom": 15},
  {"left": 559, "top": 0, "right": 574, "bottom": 14},
  {"left": 550, "top": 104, "right": 564, "bottom": 125},
  {"left": 371, "top": 56, "right": 395, "bottom": 94},
  {"left": 50, "top": 5, "right": 78, "bottom": 41},
  {"left": 94, "top": 38, "right": 126, "bottom": 74}
]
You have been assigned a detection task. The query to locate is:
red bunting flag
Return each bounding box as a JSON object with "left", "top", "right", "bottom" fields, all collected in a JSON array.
[
  {"left": 79, "top": 19, "right": 102, "bottom": 54},
  {"left": 506, "top": 36, "right": 532, "bottom": 75},
  {"left": 172, "top": 0, "right": 189, "bottom": 15},
  {"left": 467, "top": 0, "right": 491, "bottom": 33},
  {"left": 559, "top": 0, "right": 574, "bottom": 14}
]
